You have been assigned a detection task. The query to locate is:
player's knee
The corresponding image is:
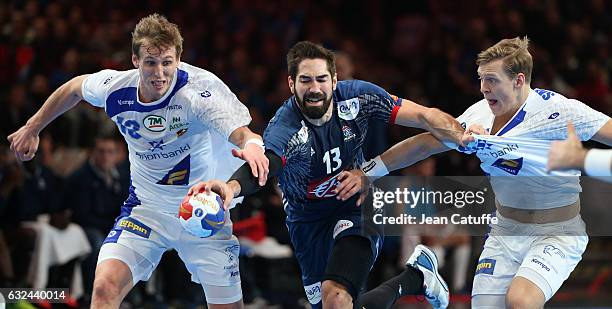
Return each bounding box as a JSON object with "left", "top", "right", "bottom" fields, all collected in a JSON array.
[
  {"left": 322, "top": 280, "right": 353, "bottom": 309},
  {"left": 506, "top": 278, "right": 545, "bottom": 309},
  {"left": 92, "top": 276, "right": 122, "bottom": 304},
  {"left": 505, "top": 289, "right": 543, "bottom": 309},
  {"left": 92, "top": 261, "right": 132, "bottom": 305}
]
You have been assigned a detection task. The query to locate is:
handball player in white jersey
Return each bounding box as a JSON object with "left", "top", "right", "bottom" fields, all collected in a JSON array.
[
  {"left": 7, "top": 14, "right": 268, "bottom": 309},
  {"left": 359, "top": 37, "right": 611, "bottom": 308}
]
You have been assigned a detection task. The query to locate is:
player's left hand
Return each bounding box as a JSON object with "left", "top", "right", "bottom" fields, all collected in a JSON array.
[
  {"left": 232, "top": 142, "right": 269, "bottom": 187},
  {"left": 334, "top": 169, "right": 370, "bottom": 206},
  {"left": 188, "top": 180, "right": 235, "bottom": 210}
]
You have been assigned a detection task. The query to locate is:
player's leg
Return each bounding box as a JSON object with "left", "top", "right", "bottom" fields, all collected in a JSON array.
[
  {"left": 471, "top": 235, "right": 523, "bottom": 309},
  {"left": 286, "top": 220, "right": 332, "bottom": 309},
  {"left": 93, "top": 207, "right": 168, "bottom": 308},
  {"left": 92, "top": 258, "right": 134, "bottom": 308},
  {"left": 508, "top": 232, "right": 588, "bottom": 308},
  {"left": 358, "top": 244, "right": 449, "bottom": 309},
  {"left": 175, "top": 218, "right": 243, "bottom": 308},
  {"left": 93, "top": 241, "right": 162, "bottom": 308},
  {"left": 471, "top": 294, "right": 506, "bottom": 308},
  {"left": 322, "top": 235, "right": 375, "bottom": 309},
  {"left": 505, "top": 277, "right": 545, "bottom": 309}
]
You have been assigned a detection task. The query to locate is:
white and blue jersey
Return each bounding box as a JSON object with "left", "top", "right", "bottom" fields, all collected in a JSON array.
[
  {"left": 456, "top": 88, "right": 609, "bottom": 209},
  {"left": 264, "top": 80, "right": 402, "bottom": 222},
  {"left": 82, "top": 62, "right": 250, "bottom": 215}
]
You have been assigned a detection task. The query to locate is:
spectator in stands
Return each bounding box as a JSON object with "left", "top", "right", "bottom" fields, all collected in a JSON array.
[{"left": 64, "top": 134, "right": 128, "bottom": 301}]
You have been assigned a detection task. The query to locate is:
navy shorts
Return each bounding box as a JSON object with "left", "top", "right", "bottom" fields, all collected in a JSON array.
[{"left": 287, "top": 209, "right": 383, "bottom": 306}]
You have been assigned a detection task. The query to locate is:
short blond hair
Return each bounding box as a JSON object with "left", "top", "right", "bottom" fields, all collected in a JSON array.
[
  {"left": 476, "top": 37, "right": 532, "bottom": 83},
  {"left": 131, "top": 13, "right": 183, "bottom": 58}
]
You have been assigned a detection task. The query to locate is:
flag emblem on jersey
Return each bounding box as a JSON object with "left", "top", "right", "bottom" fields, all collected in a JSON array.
[
  {"left": 491, "top": 157, "right": 523, "bottom": 175},
  {"left": 307, "top": 173, "right": 341, "bottom": 199},
  {"left": 157, "top": 155, "right": 191, "bottom": 185}
]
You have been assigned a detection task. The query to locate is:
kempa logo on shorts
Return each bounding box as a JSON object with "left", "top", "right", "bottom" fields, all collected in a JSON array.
[
  {"left": 337, "top": 98, "right": 360, "bottom": 120},
  {"left": 304, "top": 282, "right": 321, "bottom": 305},
  {"left": 143, "top": 115, "right": 166, "bottom": 132},
  {"left": 333, "top": 220, "right": 354, "bottom": 239}
]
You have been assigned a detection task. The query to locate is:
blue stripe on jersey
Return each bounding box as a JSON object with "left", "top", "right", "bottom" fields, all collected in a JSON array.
[
  {"left": 157, "top": 154, "right": 191, "bottom": 185},
  {"left": 119, "top": 181, "right": 142, "bottom": 217},
  {"left": 104, "top": 180, "right": 141, "bottom": 244},
  {"left": 497, "top": 105, "right": 526, "bottom": 136},
  {"left": 106, "top": 69, "right": 189, "bottom": 118}
]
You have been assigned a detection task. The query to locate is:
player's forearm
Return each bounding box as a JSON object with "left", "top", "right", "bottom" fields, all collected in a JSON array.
[
  {"left": 381, "top": 133, "right": 448, "bottom": 172},
  {"left": 419, "top": 107, "right": 466, "bottom": 147},
  {"left": 26, "top": 75, "right": 87, "bottom": 134},
  {"left": 227, "top": 180, "right": 242, "bottom": 198},
  {"left": 228, "top": 126, "right": 263, "bottom": 149},
  {"left": 228, "top": 150, "right": 283, "bottom": 197}
]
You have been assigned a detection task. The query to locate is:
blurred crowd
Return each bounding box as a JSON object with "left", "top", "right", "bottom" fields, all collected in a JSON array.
[{"left": 1, "top": 0, "right": 611, "bottom": 308}]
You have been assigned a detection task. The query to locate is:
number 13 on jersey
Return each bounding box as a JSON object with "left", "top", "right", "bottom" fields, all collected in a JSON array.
[{"left": 323, "top": 147, "right": 342, "bottom": 174}]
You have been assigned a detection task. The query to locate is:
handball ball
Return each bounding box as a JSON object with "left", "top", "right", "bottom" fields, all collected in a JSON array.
[{"left": 179, "top": 191, "right": 225, "bottom": 238}]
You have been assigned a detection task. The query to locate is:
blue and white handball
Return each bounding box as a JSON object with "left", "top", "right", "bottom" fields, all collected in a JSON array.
[{"left": 179, "top": 191, "right": 225, "bottom": 238}]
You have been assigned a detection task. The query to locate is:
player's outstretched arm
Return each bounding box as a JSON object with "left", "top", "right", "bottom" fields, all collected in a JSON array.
[
  {"left": 393, "top": 99, "right": 472, "bottom": 148},
  {"left": 228, "top": 127, "right": 269, "bottom": 186},
  {"left": 189, "top": 150, "right": 284, "bottom": 209},
  {"left": 380, "top": 132, "right": 450, "bottom": 172},
  {"left": 8, "top": 75, "right": 89, "bottom": 161},
  {"left": 337, "top": 133, "right": 451, "bottom": 204}
]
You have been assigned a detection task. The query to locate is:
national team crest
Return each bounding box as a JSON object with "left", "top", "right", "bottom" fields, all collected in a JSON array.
[{"left": 342, "top": 125, "right": 356, "bottom": 141}]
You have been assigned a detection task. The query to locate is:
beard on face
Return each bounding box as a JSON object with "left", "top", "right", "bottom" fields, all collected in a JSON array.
[{"left": 295, "top": 87, "right": 332, "bottom": 119}]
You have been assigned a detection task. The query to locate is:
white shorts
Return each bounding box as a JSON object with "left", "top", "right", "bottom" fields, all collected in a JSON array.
[
  {"left": 97, "top": 206, "right": 242, "bottom": 304},
  {"left": 472, "top": 212, "right": 588, "bottom": 301}
]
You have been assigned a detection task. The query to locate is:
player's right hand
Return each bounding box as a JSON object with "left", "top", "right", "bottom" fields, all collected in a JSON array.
[
  {"left": 188, "top": 180, "right": 235, "bottom": 210},
  {"left": 7, "top": 125, "right": 40, "bottom": 161}
]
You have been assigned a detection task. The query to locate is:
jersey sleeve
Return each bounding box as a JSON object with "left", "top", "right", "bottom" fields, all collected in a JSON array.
[
  {"left": 189, "top": 75, "right": 252, "bottom": 140},
  {"left": 562, "top": 99, "right": 610, "bottom": 141},
  {"left": 81, "top": 70, "right": 119, "bottom": 107},
  {"left": 356, "top": 80, "right": 403, "bottom": 123},
  {"left": 263, "top": 111, "right": 293, "bottom": 158}
]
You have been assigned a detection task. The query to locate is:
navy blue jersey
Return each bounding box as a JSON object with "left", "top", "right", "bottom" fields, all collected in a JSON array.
[{"left": 264, "top": 80, "right": 402, "bottom": 222}]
